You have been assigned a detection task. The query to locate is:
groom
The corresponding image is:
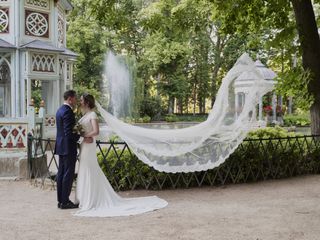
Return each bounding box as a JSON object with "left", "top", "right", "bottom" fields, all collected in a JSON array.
[{"left": 54, "top": 90, "right": 92, "bottom": 209}]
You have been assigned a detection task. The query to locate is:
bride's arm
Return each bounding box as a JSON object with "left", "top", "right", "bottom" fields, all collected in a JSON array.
[{"left": 84, "top": 119, "right": 99, "bottom": 137}]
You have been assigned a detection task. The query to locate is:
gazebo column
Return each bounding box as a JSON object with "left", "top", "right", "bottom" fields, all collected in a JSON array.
[
  {"left": 26, "top": 78, "right": 31, "bottom": 116},
  {"left": 41, "top": 80, "right": 58, "bottom": 115},
  {"left": 272, "top": 92, "right": 277, "bottom": 122},
  {"left": 20, "top": 78, "right": 26, "bottom": 117},
  {"left": 278, "top": 95, "right": 283, "bottom": 111},
  {"left": 258, "top": 95, "right": 263, "bottom": 121},
  {"left": 10, "top": 53, "right": 16, "bottom": 118},
  {"left": 235, "top": 92, "right": 239, "bottom": 118},
  {"left": 55, "top": 79, "right": 60, "bottom": 112}
]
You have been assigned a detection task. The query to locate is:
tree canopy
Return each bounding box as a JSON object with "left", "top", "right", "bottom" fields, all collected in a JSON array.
[{"left": 67, "top": 0, "right": 320, "bottom": 133}]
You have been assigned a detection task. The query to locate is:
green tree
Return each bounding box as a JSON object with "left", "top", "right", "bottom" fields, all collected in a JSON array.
[
  {"left": 211, "top": 0, "right": 320, "bottom": 134},
  {"left": 68, "top": 0, "right": 108, "bottom": 92},
  {"left": 139, "top": 0, "right": 191, "bottom": 114}
]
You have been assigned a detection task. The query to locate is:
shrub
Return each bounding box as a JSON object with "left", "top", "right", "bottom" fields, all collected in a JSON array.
[
  {"left": 142, "top": 115, "right": 151, "bottom": 123},
  {"left": 247, "top": 126, "right": 297, "bottom": 139},
  {"left": 174, "top": 114, "right": 208, "bottom": 122},
  {"left": 96, "top": 128, "right": 320, "bottom": 190},
  {"left": 140, "top": 97, "right": 163, "bottom": 120},
  {"left": 97, "top": 146, "right": 167, "bottom": 190},
  {"left": 165, "top": 114, "right": 179, "bottom": 122},
  {"left": 283, "top": 114, "right": 310, "bottom": 127}
]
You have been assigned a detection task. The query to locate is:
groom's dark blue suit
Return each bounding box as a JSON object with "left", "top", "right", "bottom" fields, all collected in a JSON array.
[{"left": 54, "top": 104, "right": 80, "bottom": 205}]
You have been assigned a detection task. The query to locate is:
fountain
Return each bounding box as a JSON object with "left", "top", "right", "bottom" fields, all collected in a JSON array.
[{"left": 98, "top": 52, "right": 133, "bottom": 140}]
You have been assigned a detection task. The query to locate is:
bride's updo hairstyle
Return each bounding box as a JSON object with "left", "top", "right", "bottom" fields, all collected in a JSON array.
[{"left": 82, "top": 93, "right": 95, "bottom": 109}]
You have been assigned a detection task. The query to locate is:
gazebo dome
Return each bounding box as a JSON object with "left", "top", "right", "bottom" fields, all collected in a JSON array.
[
  {"left": 234, "top": 60, "right": 276, "bottom": 90},
  {"left": 233, "top": 57, "right": 278, "bottom": 123},
  {"left": 254, "top": 60, "right": 277, "bottom": 81}
]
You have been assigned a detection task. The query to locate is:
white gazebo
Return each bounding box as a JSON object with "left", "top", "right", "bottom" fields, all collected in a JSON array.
[
  {"left": 0, "top": 0, "right": 77, "bottom": 177},
  {"left": 0, "top": 0, "right": 76, "bottom": 118},
  {"left": 234, "top": 59, "right": 277, "bottom": 123}
]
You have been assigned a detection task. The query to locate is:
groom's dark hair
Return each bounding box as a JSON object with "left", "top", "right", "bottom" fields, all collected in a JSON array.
[{"left": 63, "top": 90, "right": 77, "bottom": 100}]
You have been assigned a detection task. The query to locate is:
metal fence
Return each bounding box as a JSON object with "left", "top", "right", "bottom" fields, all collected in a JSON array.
[{"left": 27, "top": 134, "right": 320, "bottom": 190}]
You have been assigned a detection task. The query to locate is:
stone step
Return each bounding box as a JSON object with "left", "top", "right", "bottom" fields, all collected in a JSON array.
[{"left": 0, "top": 151, "right": 28, "bottom": 178}]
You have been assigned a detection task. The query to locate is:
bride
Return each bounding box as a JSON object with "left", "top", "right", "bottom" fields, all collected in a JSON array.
[{"left": 74, "top": 93, "right": 168, "bottom": 217}]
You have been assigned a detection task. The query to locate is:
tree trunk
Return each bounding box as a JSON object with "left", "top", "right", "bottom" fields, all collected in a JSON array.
[
  {"left": 198, "top": 97, "right": 206, "bottom": 114},
  {"left": 210, "top": 33, "right": 225, "bottom": 108},
  {"left": 193, "top": 82, "right": 197, "bottom": 115},
  {"left": 178, "top": 98, "right": 183, "bottom": 114},
  {"left": 292, "top": 0, "right": 320, "bottom": 134},
  {"left": 168, "top": 96, "right": 174, "bottom": 114},
  {"left": 198, "top": 97, "right": 202, "bottom": 114}
]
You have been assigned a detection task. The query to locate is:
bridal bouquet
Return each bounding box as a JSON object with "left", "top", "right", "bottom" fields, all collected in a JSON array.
[{"left": 73, "top": 122, "right": 85, "bottom": 136}]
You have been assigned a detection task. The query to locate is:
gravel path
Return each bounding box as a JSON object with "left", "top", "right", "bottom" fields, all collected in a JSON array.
[{"left": 1, "top": 175, "right": 320, "bottom": 240}]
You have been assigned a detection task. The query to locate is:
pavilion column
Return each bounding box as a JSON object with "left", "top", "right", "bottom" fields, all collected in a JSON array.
[
  {"left": 235, "top": 92, "right": 239, "bottom": 118},
  {"left": 10, "top": 53, "right": 15, "bottom": 118},
  {"left": 258, "top": 95, "right": 263, "bottom": 121},
  {"left": 55, "top": 79, "right": 60, "bottom": 112},
  {"left": 25, "top": 78, "right": 31, "bottom": 117},
  {"left": 278, "top": 95, "right": 283, "bottom": 109},
  {"left": 272, "top": 92, "right": 277, "bottom": 122},
  {"left": 20, "top": 78, "right": 25, "bottom": 117}
]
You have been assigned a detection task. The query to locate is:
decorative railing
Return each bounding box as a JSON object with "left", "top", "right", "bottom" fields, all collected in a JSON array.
[
  {"left": 0, "top": 119, "right": 29, "bottom": 149},
  {"left": 0, "top": 102, "right": 53, "bottom": 151},
  {"left": 27, "top": 135, "right": 320, "bottom": 190},
  {"left": 0, "top": 118, "right": 44, "bottom": 150},
  {"left": 43, "top": 114, "right": 56, "bottom": 138}
]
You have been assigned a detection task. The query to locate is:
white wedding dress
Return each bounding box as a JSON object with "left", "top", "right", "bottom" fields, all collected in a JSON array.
[{"left": 74, "top": 111, "right": 168, "bottom": 217}]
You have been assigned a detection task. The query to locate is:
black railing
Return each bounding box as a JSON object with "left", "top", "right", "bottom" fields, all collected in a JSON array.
[{"left": 27, "top": 134, "right": 320, "bottom": 190}]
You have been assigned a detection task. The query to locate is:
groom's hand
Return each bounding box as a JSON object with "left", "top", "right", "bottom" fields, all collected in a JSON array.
[{"left": 83, "top": 137, "right": 94, "bottom": 143}]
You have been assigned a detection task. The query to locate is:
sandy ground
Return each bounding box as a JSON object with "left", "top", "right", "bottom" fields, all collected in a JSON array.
[{"left": 1, "top": 175, "right": 320, "bottom": 240}]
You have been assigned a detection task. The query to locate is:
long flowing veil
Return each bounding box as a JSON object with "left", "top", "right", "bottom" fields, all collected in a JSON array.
[{"left": 97, "top": 53, "right": 273, "bottom": 173}]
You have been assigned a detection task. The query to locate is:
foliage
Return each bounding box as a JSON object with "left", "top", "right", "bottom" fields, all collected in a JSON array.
[
  {"left": 263, "top": 105, "right": 273, "bottom": 116},
  {"left": 164, "top": 114, "right": 179, "bottom": 122},
  {"left": 97, "top": 146, "right": 157, "bottom": 190},
  {"left": 140, "top": 96, "right": 164, "bottom": 119},
  {"left": 69, "top": 0, "right": 257, "bottom": 116},
  {"left": 67, "top": 2, "right": 108, "bottom": 90},
  {"left": 247, "top": 126, "right": 297, "bottom": 139},
  {"left": 30, "top": 80, "right": 42, "bottom": 110},
  {"left": 125, "top": 115, "right": 152, "bottom": 123},
  {"left": 275, "top": 67, "right": 313, "bottom": 111},
  {"left": 96, "top": 134, "right": 320, "bottom": 190},
  {"left": 283, "top": 113, "right": 311, "bottom": 127},
  {"left": 68, "top": 0, "right": 320, "bottom": 128},
  {"left": 173, "top": 114, "right": 208, "bottom": 122},
  {"left": 141, "top": 115, "right": 152, "bottom": 123},
  {"left": 31, "top": 90, "right": 41, "bottom": 111}
]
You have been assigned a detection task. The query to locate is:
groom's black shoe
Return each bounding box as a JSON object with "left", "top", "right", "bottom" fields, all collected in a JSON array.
[
  {"left": 60, "top": 201, "right": 78, "bottom": 209},
  {"left": 57, "top": 202, "right": 61, "bottom": 208}
]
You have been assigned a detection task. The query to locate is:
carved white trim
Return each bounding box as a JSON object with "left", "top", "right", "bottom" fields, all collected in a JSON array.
[
  {"left": 26, "top": 12, "right": 48, "bottom": 37},
  {"left": 31, "top": 54, "right": 56, "bottom": 73},
  {"left": 25, "top": 0, "right": 50, "bottom": 10},
  {"left": 57, "top": 16, "right": 64, "bottom": 45},
  {"left": 0, "top": 52, "right": 11, "bottom": 64},
  {"left": 44, "top": 115, "right": 55, "bottom": 127},
  {"left": 0, "top": 61, "right": 10, "bottom": 83},
  {"left": 59, "top": 58, "right": 65, "bottom": 76},
  {"left": 0, "top": 53, "right": 11, "bottom": 80},
  {"left": 0, "top": 8, "right": 9, "bottom": 33},
  {"left": 66, "top": 62, "right": 71, "bottom": 82}
]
